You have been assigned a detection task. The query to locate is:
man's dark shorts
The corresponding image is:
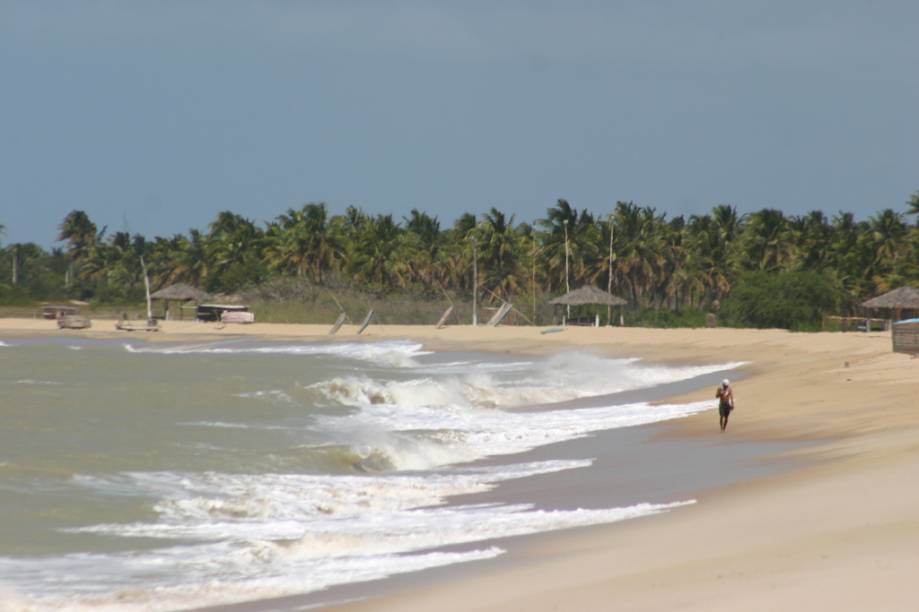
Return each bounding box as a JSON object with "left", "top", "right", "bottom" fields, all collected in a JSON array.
[{"left": 719, "top": 402, "right": 732, "bottom": 417}]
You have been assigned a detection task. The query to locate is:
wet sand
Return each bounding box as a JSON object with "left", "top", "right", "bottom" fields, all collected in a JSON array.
[{"left": 3, "top": 318, "right": 918, "bottom": 610}]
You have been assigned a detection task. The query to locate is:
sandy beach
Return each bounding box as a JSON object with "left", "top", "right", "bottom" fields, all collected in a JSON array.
[{"left": 3, "top": 318, "right": 918, "bottom": 610}]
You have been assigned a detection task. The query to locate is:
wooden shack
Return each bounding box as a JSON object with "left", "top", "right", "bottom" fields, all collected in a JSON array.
[
  {"left": 150, "top": 283, "right": 210, "bottom": 320},
  {"left": 892, "top": 318, "right": 919, "bottom": 355},
  {"left": 41, "top": 305, "right": 78, "bottom": 320}
]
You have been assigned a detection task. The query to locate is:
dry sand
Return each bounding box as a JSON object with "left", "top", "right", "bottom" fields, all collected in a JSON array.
[{"left": 3, "top": 318, "right": 918, "bottom": 610}]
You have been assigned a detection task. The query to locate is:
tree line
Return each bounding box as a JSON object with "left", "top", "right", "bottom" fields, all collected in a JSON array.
[{"left": 2, "top": 193, "right": 919, "bottom": 327}]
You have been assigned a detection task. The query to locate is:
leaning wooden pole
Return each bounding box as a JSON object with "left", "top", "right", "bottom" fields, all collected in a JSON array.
[{"left": 140, "top": 256, "right": 154, "bottom": 325}]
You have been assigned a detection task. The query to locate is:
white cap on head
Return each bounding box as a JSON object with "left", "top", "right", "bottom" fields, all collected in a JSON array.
[{"left": 722, "top": 379, "right": 730, "bottom": 387}]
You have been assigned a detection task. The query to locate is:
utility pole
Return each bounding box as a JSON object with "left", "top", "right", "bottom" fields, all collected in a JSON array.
[
  {"left": 11, "top": 245, "right": 18, "bottom": 286},
  {"left": 532, "top": 234, "right": 537, "bottom": 325},
  {"left": 607, "top": 214, "right": 614, "bottom": 325},
  {"left": 472, "top": 235, "right": 478, "bottom": 326},
  {"left": 563, "top": 219, "right": 570, "bottom": 320}
]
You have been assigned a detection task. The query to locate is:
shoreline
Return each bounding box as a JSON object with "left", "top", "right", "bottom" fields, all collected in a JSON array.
[{"left": 3, "top": 319, "right": 918, "bottom": 610}]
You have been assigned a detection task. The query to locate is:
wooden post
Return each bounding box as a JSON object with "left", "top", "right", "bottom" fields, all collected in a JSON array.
[
  {"left": 140, "top": 256, "right": 154, "bottom": 325},
  {"left": 531, "top": 235, "right": 537, "bottom": 325},
  {"left": 472, "top": 236, "right": 478, "bottom": 327},
  {"left": 563, "top": 219, "right": 570, "bottom": 320},
  {"left": 607, "top": 214, "right": 614, "bottom": 325}
]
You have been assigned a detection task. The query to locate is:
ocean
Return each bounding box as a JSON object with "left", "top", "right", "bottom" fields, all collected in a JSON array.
[{"left": 0, "top": 336, "right": 745, "bottom": 610}]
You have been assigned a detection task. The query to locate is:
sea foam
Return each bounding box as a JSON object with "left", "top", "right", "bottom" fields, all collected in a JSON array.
[{"left": 20, "top": 460, "right": 694, "bottom": 612}]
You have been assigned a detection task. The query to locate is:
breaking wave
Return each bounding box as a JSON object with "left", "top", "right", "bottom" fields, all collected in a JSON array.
[
  {"left": 123, "top": 339, "right": 430, "bottom": 367},
  {"left": 11, "top": 462, "right": 694, "bottom": 611},
  {"left": 314, "top": 353, "right": 744, "bottom": 410}
]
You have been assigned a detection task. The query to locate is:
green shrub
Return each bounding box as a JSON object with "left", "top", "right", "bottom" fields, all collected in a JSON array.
[
  {"left": 627, "top": 307, "right": 709, "bottom": 328},
  {"left": 721, "top": 270, "right": 841, "bottom": 331}
]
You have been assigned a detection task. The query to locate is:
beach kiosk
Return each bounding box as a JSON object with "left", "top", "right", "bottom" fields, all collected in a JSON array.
[
  {"left": 549, "top": 286, "right": 627, "bottom": 327},
  {"left": 150, "top": 283, "right": 210, "bottom": 320},
  {"left": 862, "top": 286, "right": 919, "bottom": 331}
]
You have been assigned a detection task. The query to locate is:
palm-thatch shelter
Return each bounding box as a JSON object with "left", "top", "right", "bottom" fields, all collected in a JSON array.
[
  {"left": 549, "top": 285, "right": 627, "bottom": 326},
  {"left": 862, "top": 286, "right": 919, "bottom": 322},
  {"left": 150, "top": 283, "right": 210, "bottom": 320}
]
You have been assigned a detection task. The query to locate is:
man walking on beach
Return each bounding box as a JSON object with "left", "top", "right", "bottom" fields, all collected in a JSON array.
[{"left": 716, "top": 379, "right": 734, "bottom": 432}]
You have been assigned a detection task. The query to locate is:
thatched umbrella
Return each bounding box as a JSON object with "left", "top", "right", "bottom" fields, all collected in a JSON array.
[
  {"left": 549, "top": 286, "right": 627, "bottom": 325},
  {"left": 150, "top": 283, "right": 210, "bottom": 320},
  {"left": 550, "top": 285, "right": 627, "bottom": 306},
  {"left": 862, "top": 286, "right": 919, "bottom": 322}
]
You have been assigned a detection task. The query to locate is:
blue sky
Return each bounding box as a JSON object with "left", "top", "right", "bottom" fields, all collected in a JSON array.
[{"left": 2, "top": 1, "right": 918, "bottom": 246}]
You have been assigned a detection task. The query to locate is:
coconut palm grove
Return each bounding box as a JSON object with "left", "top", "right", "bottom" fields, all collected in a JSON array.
[{"left": 3, "top": 193, "right": 919, "bottom": 330}]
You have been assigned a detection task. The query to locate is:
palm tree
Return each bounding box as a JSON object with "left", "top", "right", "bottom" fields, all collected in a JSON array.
[
  {"left": 538, "top": 199, "right": 576, "bottom": 283},
  {"left": 537, "top": 199, "right": 581, "bottom": 292},
  {"left": 476, "top": 207, "right": 523, "bottom": 300},
  {"left": 906, "top": 191, "right": 919, "bottom": 218},
  {"left": 608, "top": 202, "right": 664, "bottom": 305},
  {"left": 868, "top": 209, "right": 907, "bottom": 269},
  {"left": 349, "top": 214, "right": 410, "bottom": 290},
  {"left": 403, "top": 209, "right": 442, "bottom": 286},
  {"left": 177, "top": 229, "right": 210, "bottom": 287},
  {"left": 789, "top": 210, "right": 832, "bottom": 271},
  {"left": 264, "top": 203, "right": 340, "bottom": 283},
  {"left": 686, "top": 210, "right": 732, "bottom": 305},
  {"left": 205, "top": 211, "right": 265, "bottom": 292},
  {"left": 738, "top": 208, "right": 792, "bottom": 272},
  {"left": 58, "top": 210, "right": 104, "bottom": 288}
]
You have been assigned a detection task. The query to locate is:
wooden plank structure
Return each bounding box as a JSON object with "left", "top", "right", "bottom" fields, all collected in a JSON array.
[
  {"left": 41, "top": 305, "right": 78, "bottom": 320},
  {"left": 435, "top": 306, "right": 454, "bottom": 329},
  {"left": 356, "top": 309, "right": 374, "bottom": 335},
  {"left": 892, "top": 318, "right": 919, "bottom": 355},
  {"left": 57, "top": 314, "right": 91, "bottom": 329},
  {"left": 328, "top": 312, "right": 347, "bottom": 335},
  {"left": 196, "top": 304, "right": 249, "bottom": 322},
  {"left": 115, "top": 320, "right": 159, "bottom": 332},
  {"left": 221, "top": 310, "right": 255, "bottom": 324},
  {"left": 823, "top": 316, "right": 889, "bottom": 332},
  {"left": 486, "top": 302, "right": 513, "bottom": 326}
]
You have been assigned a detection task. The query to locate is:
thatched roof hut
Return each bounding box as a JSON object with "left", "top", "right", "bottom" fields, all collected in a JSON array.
[
  {"left": 150, "top": 283, "right": 210, "bottom": 320},
  {"left": 150, "top": 283, "right": 210, "bottom": 302},
  {"left": 549, "top": 285, "right": 627, "bottom": 306},
  {"left": 862, "top": 286, "right": 919, "bottom": 310}
]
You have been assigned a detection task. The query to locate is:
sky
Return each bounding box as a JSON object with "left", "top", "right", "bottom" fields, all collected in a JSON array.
[{"left": 2, "top": 1, "right": 918, "bottom": 247}]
